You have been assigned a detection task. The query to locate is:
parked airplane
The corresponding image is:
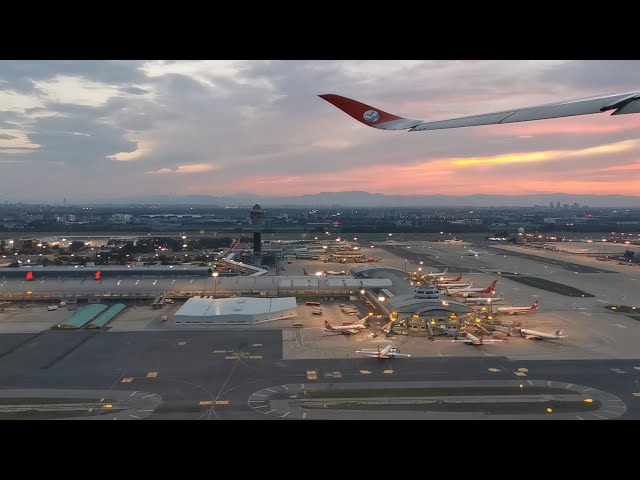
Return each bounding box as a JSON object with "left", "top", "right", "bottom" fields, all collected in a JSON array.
[
  {"left": 302, "top": 268, "right": 347, "bottom": 276},
  {"left": 435, "top": 274, "right": 463, "bottom": 284},
  {"left": 436, "top": 281, "right": 473, "bottom": 290},
  {"left": 356, "top": 344, "right": 411, "bottom": 358},
  {"left": 446, "top": 280, "right": 498, "bottom": 297},
  {"left": 425, "top": 268, "right": 448, "bottom": 277},
  {"left": 517, "top": 328, "right": 566, "bottom": 340},
  {"left": 319, "top": 90, "right": 640, "bottom": 132},
  {"left": 497, "top": 300, "right": 539, "bottom": 315},
  {"left": 452, "top": 331, "right": 502, "bottom": 346},
  {"left": 463, "top": 293, "right": 505, "bottom": 305},
  {"left": 466, "top": 249, "right": 487, "bottom": 257},
  {"left": 323, "top": 268, "right": 348, "bottom": 276},
  {"left": 323, "top": 319, "right": 366, "bottom": 335}
]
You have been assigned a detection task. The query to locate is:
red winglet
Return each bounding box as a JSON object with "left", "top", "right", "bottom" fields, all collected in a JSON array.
[{"left": 319, "top": 94, "right": 405, "bottom": 127}]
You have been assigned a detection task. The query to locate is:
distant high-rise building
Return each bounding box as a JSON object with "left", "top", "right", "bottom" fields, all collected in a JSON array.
[
  {"left": 573, "top": 202, "right": 579, "bottom": 209},
  {"left": 549, "top": 201, "right": 554, "bottom": 209},
  {"left": 556, "top": 202, "right": 561, "bottom": 209}
]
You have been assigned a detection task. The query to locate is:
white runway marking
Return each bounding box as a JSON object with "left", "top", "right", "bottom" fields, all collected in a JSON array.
[{"left": 130, "top": 391, "right": 138, "bottom": 397}]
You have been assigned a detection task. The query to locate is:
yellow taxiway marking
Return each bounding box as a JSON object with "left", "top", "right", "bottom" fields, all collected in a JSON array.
[
  {"left": 177, "top": 341, "right": 187, "bottom": 346},
  {"left": 225, "top": 356, "right": 240, "bottom": 360},
  {"left": 514, "top": 371, "right": 527, "bottom": 377},
  {"left": 251, "top": 343, "right": 263, "bottom": 347},
  {"left": 214, "top": 400, "right": 229, "bottom": 405},
  {"left": 518, "top": 367, "right": 529, "bottom": 372},
  {"left": 248, "top": 355, "right": 263, "bottom": 360},
  {"left": 199, "top": 401, "right": 213, "bottom": 406},
  {"left": 306, "top": 370, "right": 318, "bottom": 380},
  {"left": 383, "top": 369, "right": 394, "bottom": 374},
  {"left": 633, "top": 393, "right": 640, "bottom": 397},
  {"left": 213, "top": 350, "right": 227, "bottom": 354},
  {"left": 488, "top": 368, "right": 501, "bottom": 373},
  {"left": 360, "top": 370, "right": 371, "bottom": 375},
  {"left": 121, "top": 377, "right": 133, "bottom": 383},
  {"left": 147, "top": 372, "right": 158, "bottom": 378},
  {"left": 103, "top": 404, "right": 113, "bottom": 409}
]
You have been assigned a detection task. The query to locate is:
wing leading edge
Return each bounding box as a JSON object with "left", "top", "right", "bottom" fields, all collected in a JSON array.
[{"left": 319, "top": 91, "right": 640, "bottom": 132}]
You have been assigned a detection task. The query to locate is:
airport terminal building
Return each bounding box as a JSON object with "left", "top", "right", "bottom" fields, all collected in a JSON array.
[{"left": 174, "top": 296, "right": 297, "bottom": 324}]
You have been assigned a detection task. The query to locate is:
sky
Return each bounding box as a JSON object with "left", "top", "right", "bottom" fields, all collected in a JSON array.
[{"left": 1, "top": 60, "right": 640, "bottom": 203}]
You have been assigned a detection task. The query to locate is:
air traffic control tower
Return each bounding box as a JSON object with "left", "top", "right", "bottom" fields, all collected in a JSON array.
[{"left": 250, "top": 204, "right": 265, "bottom": 255}]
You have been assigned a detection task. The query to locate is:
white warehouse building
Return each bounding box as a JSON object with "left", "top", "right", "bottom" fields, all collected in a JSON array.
[{"left": 174, "top": 296, "right": 297, "bottom": 325}]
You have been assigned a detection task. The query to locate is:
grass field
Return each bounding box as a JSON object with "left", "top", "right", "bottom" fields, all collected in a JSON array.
[
  {"left": 500, "top": 275, "right": 594, "bottom": 297},
  {"left": 304, "top": 400, "right": 600, "bottom": 415},
  {"left": 605, "top": 305, "right": 640, "bottom": 313},
  {"left": 302, "top": 386, "right": 568, "bottom": 398}
]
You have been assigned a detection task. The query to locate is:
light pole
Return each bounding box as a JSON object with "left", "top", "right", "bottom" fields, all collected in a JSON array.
[
  {"left": 487, "top": 297, "right": 493, "bottom": 316},
  {"left": 212, "top": 271, "right": 219, "bottom": 298}
]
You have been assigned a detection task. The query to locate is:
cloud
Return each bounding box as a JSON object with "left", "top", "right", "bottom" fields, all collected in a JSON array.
[
  {"left": 147, "top": 163, "right": 217, "bottom": 175},
  {"left": 1, "top": 60, "right": 640, "bottom": 202}
]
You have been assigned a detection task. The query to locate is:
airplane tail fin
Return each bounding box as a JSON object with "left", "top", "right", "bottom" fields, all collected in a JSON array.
[
  {"left": 324, "top": 320, "right": 335, "bottom": 331},
  {"left": 531, "top": 300, "right": 539, "bottom": 310},
  {"left": 484, "top": 280, "right": 498, "bottom": 293},
  {"left": 318, "top": 94, "right": 422, "bottom": 131},
  {"left": 303, "top": 268, "right": 308, "bottom": 276},
  {"left": 555, "top": 329, "right": 564, "bottom": 336}
]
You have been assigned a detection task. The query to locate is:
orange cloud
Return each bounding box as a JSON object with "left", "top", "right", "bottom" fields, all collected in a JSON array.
[
  {"left": 599, "top": 163, "right": 640, "bottom": 172},
  {"left": 147, "top": 163, "right": 217, "bottom": 175},
  {"left": 450, "top": 139, "right": 640, "bottom": 167}
]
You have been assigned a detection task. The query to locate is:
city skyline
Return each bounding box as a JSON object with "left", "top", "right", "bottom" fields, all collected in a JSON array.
[{"left": 1, "top": 60, "right": 640, "bottom": 202}]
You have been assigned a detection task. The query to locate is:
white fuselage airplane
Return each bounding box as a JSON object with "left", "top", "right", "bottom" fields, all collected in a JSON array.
[
  {"left": 463, "top": 293, "right": 505, "bottom": 305},
  {"left": 466, "top": 249, "right": 487, "bottom": 257},
  {"left": 323, "top": 319, "right": 366, "bottom": 335},
  {"left": 518, "top": 328, "right": 566, "bottom": 340},
  {"left": 356, "top": 344, "right": 411, "bottom": 358},
  {"left": 425, "top": 268, "right": 448, "bottom": 278},
  {"left": 437, "top": 282, "right": 472, "bottom": 290},
  {"left": 319, "top": 90, "right": 640, "bottom": 133},
  {"left": 497, "top": 300, "right": 539, "bottom": 315},
  {"left": 435, "top": 274, "right": 463, "bottom": 284},
  {"left": 453, "top": 332, "right": 502, "bottom": 346},
  {"left": 446, "top": 280, "right": 497, "bottom": 297}
]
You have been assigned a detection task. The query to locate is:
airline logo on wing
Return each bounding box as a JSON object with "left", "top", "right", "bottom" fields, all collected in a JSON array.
[{"left": 363, "top": 110, "right": 380, "bottom": 123}]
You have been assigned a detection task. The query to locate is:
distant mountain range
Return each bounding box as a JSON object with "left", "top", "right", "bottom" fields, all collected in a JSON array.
[{"left": 79, "top": 191, "right": 640, "bottom": 208}]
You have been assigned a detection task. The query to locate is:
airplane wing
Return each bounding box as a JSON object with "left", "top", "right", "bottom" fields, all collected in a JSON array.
[
  {"left": 346, "top": 328, "right": 361, "bottom": 335},
  {"left": 319, "top": 91, "right": 640, "bottom": 132},
  {"left": 389, "top": 352, "right": 411, "bottom": 357}
]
